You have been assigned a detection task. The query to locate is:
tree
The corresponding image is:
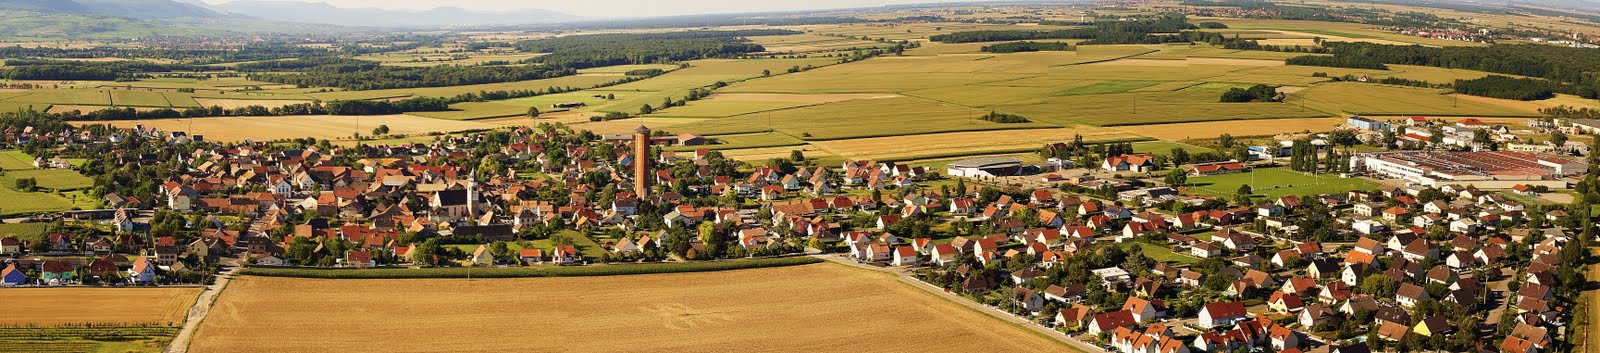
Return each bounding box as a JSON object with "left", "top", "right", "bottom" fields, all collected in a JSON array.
[
  {"left": 639, "top": 104, "right": 654, "bottom": 115},
  {"left": 1552, "top": 131, "right": 1568, "bottom": 147},
  {"left": 761, "top": 69, "right": 771, "bottom": 76},
  {"left": 1169, "top": 147, "right": 1190, "bottom": 166},
  {"left": 372, "top": 124, "right": 389, "bottom": 136},
  {"left": 790, "top": 150, "right": 806, "bottom": 163},
  {"left": 1163, "top": 169, "right": 1187, "bottom": 186},
  {"left": 527, "top": 106, "right": 540, "bottom": 118},
  {"left": 1361, "top": 274, "right": 1398, "bottom": 298},
  {"left": 1218, "top": 133, "right": 1234, "bottom": 149}
]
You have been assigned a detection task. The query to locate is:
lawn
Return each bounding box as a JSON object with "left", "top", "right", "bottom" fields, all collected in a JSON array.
[
  {"left": 1121, "top": 241, "right": 1200, "bottom": 265},
  {"left": 1186, "top": 167, "right": 1377, "bottom": 199}
]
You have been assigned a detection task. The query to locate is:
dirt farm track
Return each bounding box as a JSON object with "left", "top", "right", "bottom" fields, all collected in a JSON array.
[{"left": 187, "top": 263, "right": 1066, "bottom": 353}]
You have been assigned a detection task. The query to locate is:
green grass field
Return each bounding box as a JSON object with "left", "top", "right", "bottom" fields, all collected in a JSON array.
[
  {"left": 665, "top": 132, "right": 805, "bottom": 151},
  {"left": 407, "top": 102, "right": 530, "bottom": 120},
  {"left": 3, "top": 169, "right": 95, "bottom": 190},
  {"left": 1186, "top": 167, "right": 1377, "bottom": 199},
  {"left": 1121, "top": 241, "right": 1201, "bottom": 265},
  {"left": 1132, "top": 141, "right": 1218, "bottom": 156},
  {"left": 0, "top": 150, "right": 38, "bottom": 170},
  {"left": 676, "top": 96, "right": 1058, "bottom": 140},
  {"left": 1056, "top": 80, "right": 1163, "bottom": 96},
  {"left": 0, "top": 222, "right": 48, "bottom": 242},
  {"left": 0, "top": 326, "right": 178, "bottom": 353}
]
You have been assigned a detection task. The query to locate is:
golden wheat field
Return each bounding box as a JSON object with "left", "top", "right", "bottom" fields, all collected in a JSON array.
[
  {"left": 189, "top": 263, "right": 1066, "bottom": 353},
  {"left": 2, "top": 287, "right": 200, "bottom": 326}
]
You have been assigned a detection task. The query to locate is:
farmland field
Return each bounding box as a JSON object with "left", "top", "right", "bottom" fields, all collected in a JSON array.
[
  {"left": 676, "top": 96, "right": 1058, "bottom": 139},
  {"left": 2, "top": 287, "right": 201, "bottom": 326},
  {"left": 1186, "top": 167, "right": 1378, "bottom": 199},
  {"left": 0, "top": 150, "right": 37, "bottom": 170},
  {"left": 1113, "top": 117, "right": 1348, "bottom": 141},
  {"left": 191, "top": 263, "right": 1067, "bottom": 352},
  {"left": 1289, "top": 82, "right": 1537, "bottom": 117},
  {"left": 808, "top": 127, "right": 1144, "bottom": 161},
  {"left": 665, "top": 132, "right": 805, "bottom": 151},
  {"left": 406, "top": 102, "right": 530, "bottom": 120},
  {"left": 70, "top": 115, "right": 517, "bottom": 142}
]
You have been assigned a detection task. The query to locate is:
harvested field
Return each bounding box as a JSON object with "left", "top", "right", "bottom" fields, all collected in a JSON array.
[
  {"left": 810, "top": 127, "right": 1142, "bottom": 161},
  {"left": 1289, "top": 82, "right": 1536, "bottom": 117},
  {"left": 71, "top": 115, "right": 512, "bottom": 142},
  {"left": 701, "top": 93, "right": 899, "bottom": 103},
  {"left": 1087, "top": 57, "right": 1285, "bottom": 67},
  {"left": 192, "top": 98, "right": 314, "bottom": 109},
  {"left": 1447, "top": 93, "right": 1600, "bottom": 113},
  {"left": 191, "top": 263, "right": 1065, "bottom": 353},
  {"left": 2, "top": 287, "right": 200, "bottom": 326},
  {"left": 1114, "top": 117, "right": 1347, "bottom": 141},
  {"left": 564, "top": 117, "right": 709, "bottom": 135},
  {"left": 45, "top": 105, "right": 166, "bottom": 114}
]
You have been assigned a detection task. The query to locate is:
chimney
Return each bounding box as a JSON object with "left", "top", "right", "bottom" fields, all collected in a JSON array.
[{"left": 634, "top": 125, "right": 651, "bottom": 198}]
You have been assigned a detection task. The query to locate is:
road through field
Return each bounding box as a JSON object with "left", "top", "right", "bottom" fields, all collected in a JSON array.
[{"left": 813, "top": 255, "right": 1094, "bottom": 353}]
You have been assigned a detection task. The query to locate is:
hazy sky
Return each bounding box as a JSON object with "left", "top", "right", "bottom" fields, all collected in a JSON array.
[{"left": 198, "top": 0, "right": 970, "bottom": 18}]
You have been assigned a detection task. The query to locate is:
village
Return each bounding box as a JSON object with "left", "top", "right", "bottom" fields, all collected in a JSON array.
[{"left": 0, "top": 111, "right": 1595, "bottom": 353}]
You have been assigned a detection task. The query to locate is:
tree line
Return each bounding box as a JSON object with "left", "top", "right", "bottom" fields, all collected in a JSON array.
[
  {"left": 1219, "top": 84, "right": 1282, "bottom": 102},
  {"left": 1453, "top": 75, "right": 1558, "bottom": 101},
  {"left": 929, "top": 15, "right": 1198, "bottom": 43},
  {"left": 0, "top": 59, "right": 215, "bottom": 81},
  {"left": 1311, "top": 42, "right": 1600, "bottom": 95},
  {"left": 239, "top": 57, "right": 577, "bottom": 91},
  {"left": 979, "top": 111, "right": 1031, "bottom": 123},
  {"left": 979, "top": 41, "right": 1071, "bottom": 53},
  {"left": 1284, "top": 55, "right": 1389, "bottom": 69},
  {"left": 513, "top": 30, "right": 796, "bottom": 70}
]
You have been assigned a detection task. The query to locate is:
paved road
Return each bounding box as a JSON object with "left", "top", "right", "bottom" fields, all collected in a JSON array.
[{"left": 814, "top": 255, "right": 1104, "bottom": 353}]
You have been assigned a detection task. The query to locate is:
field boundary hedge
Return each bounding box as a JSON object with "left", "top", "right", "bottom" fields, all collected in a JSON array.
[{"left": 238, "top": 256, "right": 823, "bottom": 279}]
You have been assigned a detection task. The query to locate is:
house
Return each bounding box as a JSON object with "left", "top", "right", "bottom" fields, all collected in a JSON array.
[
  {"left": 1103, "top": 153, "right": 1157, "bottom": 172},
  {"left": 40, "top": 260, "right": 74, "bottom": 284},
  {"left": 128, "top": 257, "right": 156, "bottom": 284},
  {"left": 1300, "top": 303, "right": 1337, "bottom": 328},
  {"left": 1197, "top": 301, "right": 1249, "bottom": 328},
  {"left": 469, "top": 245, "right": 495, "bottom": 266},
  {"left": 930, "top": 244, "right": 957, "bottom": 266},
  {"left": 891, "top": 245, "right": 919, "bottom": 266},
  {"left": 1191, "top": 242, "right": 1222, "bottom": 258},
  {"left": 1189, "top": 161, "right": 1247, "bottom": 176},
  {"left": 0, "top": 237, "right": 19, "bottom": 255},
  {"left": 1397, "top": 283, "right": 1428, "bottom": 307},
  {"left": 1413, "top": 316, "right": 1452, "bottom": 337},
  {"left": 1088, "top": 310, "right": 1138, "bottom": 335},
  {"left": 552, "top": 245, "right": 581, "bottom": 264},
  {"left": 346, "top": 250, "right": 375, "bottom": 268},
  {"left": 1055, "top": 304, "right": 1095, "bottom": 328},
  {"left": 1, "top": 264, "right": 25, "bottom": 286},
  {"left": 519, "top": 249, "right": 544, "bottom": 264},
  {"left": 1124, "top": 296, "right": 1165, "bottom": 324}
]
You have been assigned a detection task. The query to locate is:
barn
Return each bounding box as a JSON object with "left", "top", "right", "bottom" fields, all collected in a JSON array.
[{"left": 946, "top": 157, "right": 1024, "bottom": 178}]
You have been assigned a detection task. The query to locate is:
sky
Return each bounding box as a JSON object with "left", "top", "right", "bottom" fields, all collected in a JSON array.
[{"left": 196, "top": 0, "right": 974, "bottom": 18}]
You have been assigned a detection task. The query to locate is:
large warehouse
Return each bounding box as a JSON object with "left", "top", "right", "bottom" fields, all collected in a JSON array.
[
  {"left": 946, "top": 157, "right": 1024, "bottom": 178},
  {"left": 1350, "top": 150, "right": 1587, "bottom": 187}
]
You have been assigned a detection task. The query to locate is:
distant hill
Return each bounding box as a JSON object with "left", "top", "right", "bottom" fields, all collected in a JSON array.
[
  {"left": 72, "top": 0, "right": 225, "bottom": 19},
  {"left": 206, "top": 0, "right": 575, "bottom": 28},
  {"left": 0, "top": 0, "right": 93, "bottom": 14}
]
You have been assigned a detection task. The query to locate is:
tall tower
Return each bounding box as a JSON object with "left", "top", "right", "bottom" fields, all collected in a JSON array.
[{"left": 634, "top": 125, "right": 651, "bottom": 197}]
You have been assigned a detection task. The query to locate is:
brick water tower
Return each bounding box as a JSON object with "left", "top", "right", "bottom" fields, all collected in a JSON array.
[{"left": 634, "top": 125, "right": 650, "bottom": 197}]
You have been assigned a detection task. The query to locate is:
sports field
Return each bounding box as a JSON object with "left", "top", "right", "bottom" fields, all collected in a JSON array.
[
  {"left": 1186, "top": 167, "right": 1377, "bottom": 199},
  {"left": 2, "top": 287, "right": 201, "bottom": 326},
  {"left": 191, "top": 263, "right": 1067, "bottom": 352}
]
